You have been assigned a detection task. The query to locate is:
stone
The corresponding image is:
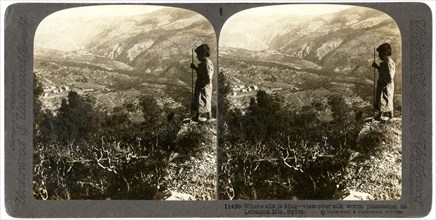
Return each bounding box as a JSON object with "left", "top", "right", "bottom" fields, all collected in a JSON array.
[
  {"left": 165, "top": 191, "right": 194, "bottom": 201},
  {"left": 342, "top": 190, "right": 373, "bottom": 200}
]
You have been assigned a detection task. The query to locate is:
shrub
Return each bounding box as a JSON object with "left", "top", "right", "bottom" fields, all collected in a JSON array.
[
  {"left": 33, "top": 140, "right": 167, "bottom": 200},
  {"left": 56, "top": 91, "right": 101, "bottom": 145},
  {"left": 34, "top": 91, "right": 172, "bottom": 200},
  {"left": 219, "top": 90, "right": 362, "bottom": 200},
  {"left": 176, "top": 124, "right": 214, "bottom": 158}
]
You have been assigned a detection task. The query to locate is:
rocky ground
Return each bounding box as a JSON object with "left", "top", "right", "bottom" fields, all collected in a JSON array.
[
  {"left": 157, "top": 119, "right": 217, "bottom": 200},
  {"left": 338, "top": 118, "right": 402, "bottom": 200}
]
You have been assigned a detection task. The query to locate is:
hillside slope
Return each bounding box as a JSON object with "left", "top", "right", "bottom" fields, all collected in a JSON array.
[
  {"left": 34, "top": 7, "right": 216, "bottom": 113},
  {"left": 87, "top": 8, "right": 216, "bottom": 76},
  {"left": 157, "top": 121, "right": 217, "bottom": 200},
  {"left": 339, "top": 118, "right": 402, "bottom": 200},
  {"left": 220, "top": 6, "right": 402, "bottom": 94}
]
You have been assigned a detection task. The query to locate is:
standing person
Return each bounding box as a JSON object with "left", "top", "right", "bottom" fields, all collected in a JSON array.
[
  {"left": 190, "top": 44, "right": 214, "bottom": 122},
  {"left": 372, "top": 43, "right": 396, "bottom": 120}
]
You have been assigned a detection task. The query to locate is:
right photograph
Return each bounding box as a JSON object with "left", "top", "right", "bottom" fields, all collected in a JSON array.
[{"left": 218, "top": 4, "right": 402, "bottom": 200}]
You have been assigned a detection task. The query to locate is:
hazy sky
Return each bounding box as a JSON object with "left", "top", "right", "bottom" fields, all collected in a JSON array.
[
  {"left": 219, "top": 5, "right": 367, "bottom": 50},
  {"left": 42, "top": 5, "right": 164, "bottom": 21},
  {"left": 220, "top": 4, "right": 355, "bottom": 43},
  {"left": 241, "top": 4, "right": 353, "bottom": 17},
  {"left": 35, "top": 5, "right": 167, "bottom": 51},
  {"left": 34, "top": 4, "right": 355, "bottom": 51}
]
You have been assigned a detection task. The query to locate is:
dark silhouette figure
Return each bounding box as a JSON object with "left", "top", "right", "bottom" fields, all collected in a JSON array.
[
  {"left": 190, "top": 44, "right": 214, "bottom": 121},
  {"left": 372, "top": 43, "right": 395, "bottom": 120}
]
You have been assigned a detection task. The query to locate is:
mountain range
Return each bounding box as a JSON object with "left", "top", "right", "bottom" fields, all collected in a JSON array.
[
  {"left": 220, "top": 6, "right": 402, "bottom": 113},
  {"left": 221, "top": 7, "right": 401, "bottom": 76},
  {"left": 34, "top": 7, "right": 217, "bottom": 114},
  {"left": 35, "top": 5, "right": 402, "bottom": 116}
]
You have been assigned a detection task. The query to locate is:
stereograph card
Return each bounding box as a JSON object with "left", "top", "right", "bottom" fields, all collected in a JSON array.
[{"left": 2, "top": 1, "right": 433, "bottom": 218}]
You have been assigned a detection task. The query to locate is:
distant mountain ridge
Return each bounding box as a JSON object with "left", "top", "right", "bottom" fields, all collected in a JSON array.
[
  {"left": 34, "top": 7, "right": 216, "bottom": 112},
  {"left": 86, "top": 9, "right": 215, "bottom": 70},
  {"left": 35, "top": 7, "right": 216, "bottom": 85},
  {"left": 220, "top": 7, "right": 401, "bottom": 93},
  {"left": 219, "top": 6, "right": 402, "bottom": 116}
]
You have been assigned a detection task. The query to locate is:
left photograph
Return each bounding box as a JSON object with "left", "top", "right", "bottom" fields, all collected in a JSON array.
[{"left": 33, "top": 5, "right": 217, "bottom": 200}]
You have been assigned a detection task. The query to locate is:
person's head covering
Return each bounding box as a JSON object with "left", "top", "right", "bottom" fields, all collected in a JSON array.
[
  {"left": 377, "top": 43, "right": 392, "bottom": 56},
  {"left": 195, "top": 44, "right": 210, "bottom": 57}
]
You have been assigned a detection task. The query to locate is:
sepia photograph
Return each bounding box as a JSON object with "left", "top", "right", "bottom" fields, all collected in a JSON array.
[
  {"left": 2, "top": 1, "right": 434, "bottom": 218},
  {"left": 218, "top": 4, "right": 402, "bottom": 200},
  {"left": 32, "top": 5, "right": 217, "bottom": 200}
]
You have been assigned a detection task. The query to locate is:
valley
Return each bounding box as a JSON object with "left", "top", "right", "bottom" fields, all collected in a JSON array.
[
  {"left": 220, "top": 6, "right": 402, "bottom": 117},
  {"left": 34, "top": 7, "right": 217, "bottom": 120}
]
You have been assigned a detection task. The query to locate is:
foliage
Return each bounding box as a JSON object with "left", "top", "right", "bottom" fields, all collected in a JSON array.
[
  {"left": 325, "top": 94, "right": 362, "bottom": 151},
  {"left": 56, "top": 91, "right": 101, "bottom": 145},
  {"left": 33, "top": 85, "right": 192, "bottom": 199},
  {"left": 33, "top": 91, "right": 167, "bottom": 199},
  {"left": 139, "top": 95, "right": 164, "bottom": 131},
  {"left": 217, "top": 71, "right": 232, "bottom": 143},
  {"left": 33, "top": 140, "right": 167, "bottom": 200},
  {"left": 219, "top": 85, "right": 363, "bottom": 199},
  {"left": 33, "top": 72, "right": 45, "bottom": 144},
  {"left": 33, "top": 87, "right": 216, "bottom": 200}
]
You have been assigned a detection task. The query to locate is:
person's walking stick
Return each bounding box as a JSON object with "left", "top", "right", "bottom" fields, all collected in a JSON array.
[
  {"left": 373, "top": 48, "right": 376, "bottom": 117},
  {"left": 191, "top": 48, "right": 194, "bottom": 116}
]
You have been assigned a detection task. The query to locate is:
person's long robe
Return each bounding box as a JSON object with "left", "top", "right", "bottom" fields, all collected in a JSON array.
[
  {"left": 375, "top": 57, "right": 395, "bottom": 112},
  {"left": 192, "top": 58, "right": 214, "bottom": 113}
]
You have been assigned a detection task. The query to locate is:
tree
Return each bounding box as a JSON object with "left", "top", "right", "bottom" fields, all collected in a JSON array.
[
  {"left": 217, "top": 71, "right": 232, "bottom": 117},
  {"left": 100, "top": 107, "right": 130, "bottom": 143},
  {"left": 57, "top": 91, "right": 100, "bottom": 145},
  {"left": 217, "top": 71, "right": 232, "bottom": 142},
  {"left": 326, "top": 94, "right": 362, "bottom": 150},
  {"left": 219, "top": 91, "right": 365, "bottom": 200},
  {"left": 33, "top": 72, "right": 44, "bottom": 142},
  {"left": 139, "top": 95, "right": 163, "bottom": 127}
]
